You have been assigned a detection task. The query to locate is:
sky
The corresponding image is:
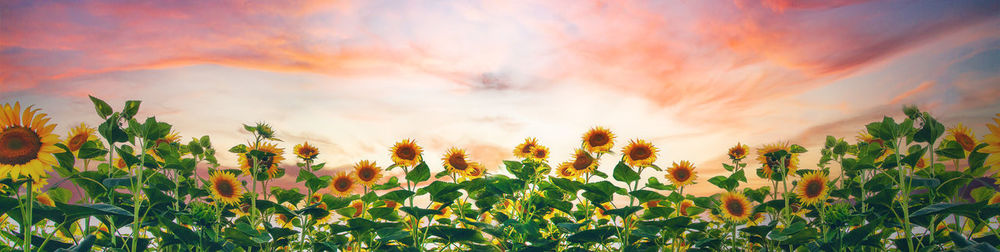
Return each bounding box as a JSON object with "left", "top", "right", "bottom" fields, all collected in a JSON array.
[{"left": 2, "top": 0, "right": 999, "bottom": 196}]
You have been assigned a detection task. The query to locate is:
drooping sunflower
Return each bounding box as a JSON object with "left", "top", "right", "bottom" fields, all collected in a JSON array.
[
  {"left": 238, "top": 142, "right": 285, "bottom": 178},
  {"left": 678, "top": 199, "right": 694, "bottom": 216},
  {"left": 443, "top": 147, "right": 474, "bottom": 176},
  {"left": 581, "top": 127, "right": 615, "bottom": 153},
  {"left": 946, "top": 123, "right": 977, "bottom": 152},
  {"left": 63, "top": 123, "right": 98, "bottom": 155},
  {"left": 36, "top": 192, "right": 55, "bottom": 207},
  {"left": 855, "top": 130, "right": 884, "bottom": 146},
  {"left": 719, "top": 192, "right": 752, "bottom": 222},
  {"left": 983, "top": 114, "right": 1000, "bottom": 167},
  {"left": 529, "top": 145, "right": 550, "bottom": 163},
  {"left": 727, "top": 142, "right": 749, "bottom": 161},
  {"left": 294, "top": 141, "right": 320, "bottom": 161},
  {"left": 0, "top": 102, "right": 59, "bottom": 180},
  {"left": 209, "top": 171, "right": 243, "bottom": 205},
  {"left": 513, "top": 137, "right": 539, "bottom": 159},
  {"left": 465, "top": 164, "right": 484, "bottom": 179},
  {"left": 390, "top": 139, "right": 423, "bottom": 167},
  {"left": 666, "top": 160, "right": 698, "bottom": 188},
  {"left": 353, "top": 160, "right": 383, "bottom": 187},
  {"left": 796, "top": 171, "right": 828, "bottom": 206},
  {"left": 350, "top": 200, "right": 365, "bottom": 218},
  {"left": 622, "top": 139, "right": 657, "bottom": 167},
  {"left": 155, "top": 130, "right": 181, "bottom": 147},
  {"left": 329, "top": 171, "right": 356, "bottom": 197},
  {"left": 756, "top": 142, "right": 799, "bottom": 179},
  {"left": 560, "top": 149, "right": 597, "bottom": 175},
  {"left": 555, "top": 163, "right": 578, "bottom": 179}
]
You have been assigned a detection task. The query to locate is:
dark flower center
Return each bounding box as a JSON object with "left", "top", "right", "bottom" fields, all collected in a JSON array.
[
  {"left": 397, "top": 147, "right": 416, "bottom": 160},
  {"left": 672, "top": 168, "right": 690, "bottom": 182},
  {"left": 214, "top": 179, "right": 235, "bottom": 197},
  {"left": 805, "top": 180, "right": 823, "bottom": 198},
  {"left": 448, "top": 154, "right": 468, "bottom": 170},
  {"left": 358, "top": 167, "right": 376, "bottom": 181},
  {"left": 335, "top": 177, "right": 352, "bottom": 191},
  {"left": 725, "top": 198, "right": 745, "bottom": 216},
  {"left": 588, "top": 133, "right": 609, "bottom": 147},
  {"left": 0, "top": 127, "right": 42, "bottom": 165},
  {"left": 629, "top": 146, "right": 651, "bottom": 161},
  {"left": 572, "top": 153, "right": 593, "bottom": 171}
]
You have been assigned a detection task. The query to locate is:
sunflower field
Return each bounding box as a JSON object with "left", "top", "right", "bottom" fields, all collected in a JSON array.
[{"left": 2, "top": 96, "right": 1000, "bottom": 252}]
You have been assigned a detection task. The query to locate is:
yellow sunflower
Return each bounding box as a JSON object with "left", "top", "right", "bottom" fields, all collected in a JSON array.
[
  {"left": 756, "top": 142, "right": 799, "bottom": 179},
  {"left": 581, "top": 127, "right": 615, "bottom": 153},
  {"left": 560, "top": 149, "right": 597, "bottom": 175},
  {"left": 643, "top": 200, "right": 661, "bottom": 209},
  {"left": 719, "top": 192, "right": 752, "bottom": 222},
  {"left": 622, "top": 139, "right": 657, "bottom": 167},
  {"left": 855, "top": 130, "right": 884, "bottom": 146},
  {"left": 556, "top": 163, "right": 578, "bottom": 179},
  {"left": 665, "top": 160, "right": 698, "bottom": 188},
  {"left": 238, "top": 142, "right": 285, "bottom": 178},
  {"left": 294, "top": 141, "right": 320, "bottom": 161},
  {"left": 353, "top": 160, "right": 383, "bottom": 187},
  {"left": 0, "top": 102, "right": 59, "bottom": 180},
  {"left": 513, "top": 137, "right": 539, "bottom": 159},
  {"left": 594, "top": 202, "right": 613, "bottom": 220},
  {"left": 443, "top": 147, "right": 474, "bottom": 176},
  {"left": 677, "top": 199, "right": 694, "bottom": 216},
  {"left": 946, "top": 123, "right": 977, "bottom": 152},
  {"left": 431, "top": 202, "right": 452, "bottom": 220},
  {"left": 728, "top": 142, "right": 749, "bottom": 161},
  {"left": 350, "top": 200, "right": 365, "bottom": 218},
  {"left": 796, "top": 171, "right": 828, "bottom": 206},
  {"left": 529, "top": 145, "right": 550, "bottom": 163},
  {"left": 36, "top": 192, "right": 55, "bottom": 207},
  {"left": 983, "top": 114, "right": 1000, "bottom": 167},
  {"left": 155, "top": 130, "right": 181, "bottom": 147},
  {"left": 465, "top": 164, "right": 484, "bottom": 179},
  {"left": 63, "top": 123, "right": 98, "bottom": 155},
  {"left": 990, "top": 193, "right": 1000, "bottom": 205},
  {"left": 276, "top": 202, "right": 296, "bottom": 228},
  {"left": 747, "top": 212, "right": 766, "bottom": 226},
  {"left": 390, "top": 139, "right": 423, "bottom": 167},
  {"left": 114, "top": 156, "right": 130, "bottom": 171},
  {"left": 329, "top": 171, "right": 356, "bottom": 197},
  {"left": 209, "top": 171, "right": 243, "bottom": 205}
]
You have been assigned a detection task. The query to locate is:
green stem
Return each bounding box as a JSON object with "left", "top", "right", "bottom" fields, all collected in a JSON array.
[
  {"left": 23, "top": 181, "right": 33, "bottom": 252},
  {"left": 133, "top": 138, "right": 146, "bottom": 252}
]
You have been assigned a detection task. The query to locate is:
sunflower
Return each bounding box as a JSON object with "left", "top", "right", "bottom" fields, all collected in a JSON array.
[
  {"left": 209, "top": 171, "right": 243, "bottom": 205},
  {"left": 990, "top": 193, "right": 1000, "bottom": 205},
  {"left": 746, "top": 212, "right": 765, "bottom": 226},
  {"left": 294, "top": 141, "right": 320, "bottom": 161},
  {"left": 728, "top": 142, "right": 749, "bottom": 161},
  {"left": 513, "top": 137, "right": 539, "bottom": 159},
  {"left": 465, "top": 164, "right": 484, "bottom": 179},
  {"left": 350, "top": 200, "right": 365, "bottom": 218},
  {"left": 643, "top": 200, "right": 661, "bottom": 209},
  {"left": 946, "top": 123, "right": 977, "bottom": 152},
  {"left": 0, "top": 102, "right": 59, "bottom": 180},
  {"left": 443, "top": 147, "right": 474, "bottom": 176},
  {"left": 666, "top": 160, "right": 698, "bottom": 188},
  {"left": 353, "top": 160, "right": 383, "bottom": 187},
  {"left": 796, "top": 171, "right": 828, "bottom": 205},
  {"left": 529, "top": 145, "right": 550, "bottom": 163},
  {"left": 238, "top": 142, "right": 285, "bottom": 178},
  {"left": 719, "top": 192, "right": 752, "bottom": 222},
  {"left": 329, "top": 171, "right": 356, "bottom": 197},
  {"left": 678, "top": 199, "right": 694, "bottom": 216},
  {"left": 35, "top": 192, "right": 55, "bottom": 207},
  {"left": 555, "top": 163, "right": 578, "bottom": 178},
  {"left": 155, "top": 130, "right": 181, "bottom": 147},
  {"left": 582, "top": 127, "right": 615, "bottom": 153},
  {"left": 276, "top": 202, "right": 296, "bottom": 228},
  {"left": 983, "top": 114, "right": 1000, "bottom": 167},
  {"left": 622, "top": 139, "right": 657, "bottom": 167},
  {"left": 114, "top": 157, "right": 130, "bottom": 171},
  {"left": 431, "top": 202, "right": 451, "bottom": 220},
  {"left": 594, "top": 202, "right": 613, "bottom": 220},
  {"left": 855, "top": 131, "right": 884, "bottom": 146},
  {"left": 384, "top": 200, "right": 400, "bottom": 210},
  {"left": 756, "top": 142, "right": 799, "bottom": 179},
  {"left": 63, "top": 123, "right": 97, "bottom": 155},
  {"left": 391, "top": 139, "right": 423, "bottom": 167},
  {"left": 309, "top": 192, "right": 325, "bottom": 206},
  {"left": 560, "top": 149, "right": 597, "bottom": 175}
]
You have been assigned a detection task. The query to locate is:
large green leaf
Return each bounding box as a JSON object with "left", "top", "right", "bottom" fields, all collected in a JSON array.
[
  {"left": 405, "top": 161, "right": 431, "bottom": 182},
  {"left": 612, "top": 160, "right": 640, "bottom": 183}
]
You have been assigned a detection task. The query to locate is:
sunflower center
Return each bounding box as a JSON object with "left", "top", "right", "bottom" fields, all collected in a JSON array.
[
  {"left": 572, "top": 154, "right": 593, "bottom": 170},
  {"left": 588, "top": 133, "right": 609, "bottom": 147},
  {"left": 629, "top": 147, "right": 651, "bottom": 161},
  {"left": 448, "top": 154, "right": 468, "bottom": 170},
  {"left": 214, "top": 179, "right": 235, "bottom": 197},
  {"left": 679, "top": 203, "right": 690, "bottom": 215},
  {"left": 335, "top": 177, "right": 352, "bottom": 191},
  {"left": 730, "top": 148, "right": 744, "bottom": 158},
  {"left": 358, "top": 167, "right": 376, "bottom": 181},
  {"left": 805, "top": 180, "right": 823, "bottom": 198},
  {"left": 521, "top": 144, "right": 535, "bottom": 154},
  {"left": 0, "top": 127, "right": 42, "bottom": 165},
  {"left": 560, "top": 167, "right": 574, "bottom": 176},
  {"left": 672, "top": 168, "right": 690, "bottom": 182},
  {"left": 725, "top": 198, "right": 745, "bottom": 216},
  {"left": 67, "top": 134, "right": 88, "bottom": 151},
  {"left": 533, "top": 150, "right": 546, "bottom": 159},
  {"left": 955, "top": 134, "right": 975, "bottom": 152},
  {"left": 397, "top": 147, "right": 416, "bottom": 160}
]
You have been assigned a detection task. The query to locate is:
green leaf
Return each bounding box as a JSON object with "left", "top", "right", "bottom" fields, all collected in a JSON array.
[
  {"left": 405, "top": 161, "right": 431, "bottom": 183},
  {"left": 88, "top": 95, "right": 114, "bottom": 119},
  {"left": 630, "top": 190, "right": 667, "bottom": 203},
  {"left": 911, "top": 202, "right": 985, "bottom": 219},
  {"left": 123, "top": 100, "right": 141, "bottom": 119},
  {"left": 427, "top": 226, "right": 487, "bottom": 243},
  {"left": 424, "top": 181, "right": 463, "bottom": 203},
  {"left": 612, "top": 160, "right": 640, "bottom": 183},
  {"left": 936, "top": 140, "right": 966, "bottom": 160},
  {"left": 604, "top": 206, "right": 643, "bottom": 218},
  {"left": 399, "top": 207, "right": 441, "bottom": 220},
  {"left": 708, "top": 175, "right": 737, "bottom": 192},
  {"left": 790, "top": 144, "right": 807, "bottom": 154},
  {"left": 381, "top": 190, "right": 415, "bottom": 203},
  {"left": 914, "top": 113, "right": 945, "bottom": 143},
  {"left": 567, "top": 226, "right": 616, "bottom": 243}
]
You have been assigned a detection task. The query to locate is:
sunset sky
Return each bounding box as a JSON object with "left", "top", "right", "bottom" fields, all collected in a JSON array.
[{"left": 2, "top": 0, "right": 999, "bottom": 195}]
